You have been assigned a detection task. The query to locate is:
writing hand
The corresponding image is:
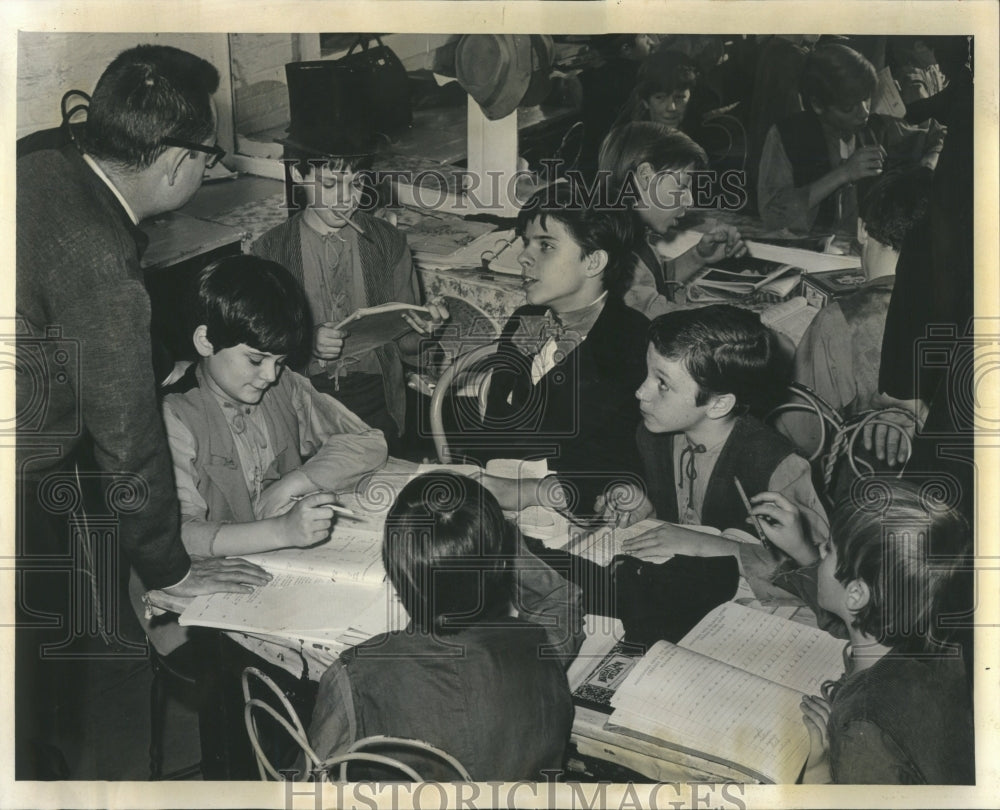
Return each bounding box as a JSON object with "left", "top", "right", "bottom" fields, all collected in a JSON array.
[
  {"left": 748, "top": 491, "right": 816, "bottom": 564},
  {"left": 314, "top": 323, "right": 347, "bottom": 361},
  {"left": 694, "top": 224, "right": 748, "bottom": 265},
  {"left": 841, "top": 144, "right": 886, "bottom": 183},
  {"left": 162, "top": 556, "right": 272, "bottom": 597},
  {"left": 280, "top": 491, "right": 338, "bottom": 547}
]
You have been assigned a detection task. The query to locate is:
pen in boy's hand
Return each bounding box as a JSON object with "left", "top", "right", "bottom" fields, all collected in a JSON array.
[
  {"left": 733, "top": 477, "right": 773, "bottom": 551},
  {"left": 288, "top": 493, "right": 359, "bottom": 518}
]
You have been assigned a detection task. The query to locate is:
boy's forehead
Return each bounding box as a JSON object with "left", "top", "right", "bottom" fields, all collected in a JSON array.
[{"left": 645, "top": 345, "right": 687, "bottom": 379}]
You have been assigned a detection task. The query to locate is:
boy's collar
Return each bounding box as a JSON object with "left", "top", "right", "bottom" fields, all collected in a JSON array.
[{"left": 682, "top": 413, "right": 737, "bottom": 454}]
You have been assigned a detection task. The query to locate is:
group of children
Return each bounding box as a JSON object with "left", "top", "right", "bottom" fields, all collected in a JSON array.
[{"left": 135, "top": 37, "right": 972, "bottom": 783}]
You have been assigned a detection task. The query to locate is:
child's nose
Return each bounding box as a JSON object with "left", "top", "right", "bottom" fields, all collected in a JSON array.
[
  {"left": 260, "top": 361, "right": 279, "bottom": 383},
  {"left": 517, "top": 246, "right": 532, "bottom": 271}
]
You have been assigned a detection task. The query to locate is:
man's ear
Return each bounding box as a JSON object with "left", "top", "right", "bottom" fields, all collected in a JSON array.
[
  {"left": 706, "top": 392, "right": 737, "bottom": 420},
  {"left": 845, "top": 578, "right": 872, "bottom": 613},
  {"left": 585, "top": 249, "right": 609, "bottom": 278},
  {"left": 163, "top": 146, "right": 190, "bottom": 187},
  {"left": 192, "top": 325, "right": 215, "bottom": 358},
  {"left": 857, "top": 219, "right": 869, "bottom": 246}
]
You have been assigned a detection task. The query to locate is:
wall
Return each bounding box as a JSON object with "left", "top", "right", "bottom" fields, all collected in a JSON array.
[{"left": 16, "top": 32, "right": 231, "bottom": 143}]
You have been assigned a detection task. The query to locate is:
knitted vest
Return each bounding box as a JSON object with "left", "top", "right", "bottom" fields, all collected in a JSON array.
[
  {"left": 637, "top": 415, "right": 798, "bottom": 531},
  {"left": 164, "top": 366, "right": 305, "bottom": 523},
  {"left": 252, "top": 211, "right": 410, "bottom": 435}
]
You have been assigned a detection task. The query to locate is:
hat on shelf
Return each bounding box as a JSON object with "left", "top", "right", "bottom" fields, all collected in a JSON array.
[
  {"left": 278, "top": 60, "right": 377, "bottom": 159},
  {"left": 454, "top": 34, "right": 533, "bottom": 120}
]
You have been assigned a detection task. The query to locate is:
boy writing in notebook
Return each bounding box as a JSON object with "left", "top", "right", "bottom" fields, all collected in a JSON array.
[
  {"left": 608, "top": 305, "right": 828, "bottom": 594},
  {"left": 132, "top": 256, "right": 389, "bottom": 654}
]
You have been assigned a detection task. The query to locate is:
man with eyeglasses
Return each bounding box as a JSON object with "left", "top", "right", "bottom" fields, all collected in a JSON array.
[{"left": 15, "top": 44, "right": 269, "bottom": 778}]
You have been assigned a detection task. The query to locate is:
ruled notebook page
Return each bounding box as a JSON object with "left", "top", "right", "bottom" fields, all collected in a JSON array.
[
  {"left": 679, "top": 601, "right": 845, "bottom": 695},
  {"left": 609, "top": 642, "right": 810, "bottom": 783}
]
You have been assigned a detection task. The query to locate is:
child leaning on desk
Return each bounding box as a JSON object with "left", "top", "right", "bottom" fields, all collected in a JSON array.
[
  {"left": 606, "top": 304, "right": 830, "bottom": 611},
  {"left": 760, "top": 480, "right": 974, "bottom": 784},
  {"left": 130, "top": 256, "right": 389, "bottom": 655}
]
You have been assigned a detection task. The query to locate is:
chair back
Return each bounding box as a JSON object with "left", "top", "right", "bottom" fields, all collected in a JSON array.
[
  {"left": 428, "top": 341, "right": 500, "bottom": 463},
  {"left": 242, "top": 666, "right": 321, "bottom": 781},
  {"left": 318, "top": 735, "right": 473, "bottom": 782}
]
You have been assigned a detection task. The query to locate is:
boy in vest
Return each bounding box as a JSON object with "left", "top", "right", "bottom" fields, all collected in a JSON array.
[
  {"left": 612, "top": 305, "right": 829, "bottom": 597},
  {"left": 132, "top": 255, "right": 389, "bottom": 654}
]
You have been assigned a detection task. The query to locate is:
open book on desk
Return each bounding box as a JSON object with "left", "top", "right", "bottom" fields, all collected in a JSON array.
[
  {"left": 687, "top": 254, "right": 802, "bottom": 303},
  {"left": 239, "top": 527, "right": 386, "bottom": 584},
  {"left": 605, "top": 600, "right": 845, "bottom": 783},
  {"left": 333, "top": 302, "right": 431, "bottom": 360}
]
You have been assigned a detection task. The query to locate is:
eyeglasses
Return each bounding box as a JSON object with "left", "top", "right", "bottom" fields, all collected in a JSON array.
[{"left": 162, "top": 136, "right": 227, "bottom": 169}]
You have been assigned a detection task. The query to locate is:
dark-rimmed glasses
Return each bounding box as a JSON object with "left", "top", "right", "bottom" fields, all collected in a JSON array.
[{"left": 162, "top": 136, "right": 227, "bottom": 169}]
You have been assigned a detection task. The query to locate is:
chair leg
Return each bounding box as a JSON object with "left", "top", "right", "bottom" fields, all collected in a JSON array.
[{"left": 148, "top": 661, "right": 166, "bottom": 780}]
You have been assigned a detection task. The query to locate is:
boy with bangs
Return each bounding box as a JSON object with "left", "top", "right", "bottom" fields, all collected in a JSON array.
[{"left": 133, "top": 256, "right": 388, "bottom": 655}]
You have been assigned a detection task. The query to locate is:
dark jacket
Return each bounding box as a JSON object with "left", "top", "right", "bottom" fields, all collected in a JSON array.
[
  {"left": 472, "top": 296, "right": 650, "bottom": 512},
  {"left": 16, "top": 145, "right": 189, "bottom": 588}
]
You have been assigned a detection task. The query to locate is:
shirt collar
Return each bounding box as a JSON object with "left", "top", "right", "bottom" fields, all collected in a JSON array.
[
  {"left": 82, "top": 153, "right": 139, "bottom": 225},
  {"left": 553, "top": 291, "right": 608, "bottom": 337}
]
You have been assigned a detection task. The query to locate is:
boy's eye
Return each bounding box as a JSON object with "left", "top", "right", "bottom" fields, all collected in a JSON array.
[
  {"left": 248, "top": 358, "right": 262, "bottom": 366},
  {"left": 540, "top": 241, "right": 555, "bottom": 252}
]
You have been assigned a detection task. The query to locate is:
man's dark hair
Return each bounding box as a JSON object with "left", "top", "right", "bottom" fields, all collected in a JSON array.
[
  {"left": 85, "top": 44, "right": 219, "bottom": 169},
  {"left": 860, "top": 167, "right": 933, "bottom": 252},
  {"left": 197, "top": 255, "right": 310, "bottom": 360},
  {"left": 515, "top": 183, "right": 636, "bottom": 299},
  {"left": 800, "top": 43, "right": 877, "bottom": 110},
  {"left": 648, "top": 304, "right": 780, "bottom": 414}
]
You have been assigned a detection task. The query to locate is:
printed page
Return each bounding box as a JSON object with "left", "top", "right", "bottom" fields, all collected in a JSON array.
[
  {"left": 761, "top": 296, "right": 820, "bottom": 344},
  {"left": 609, "top": 641, "right": 810, "bottom": 784},
  {"left": 240, "top": 527, "right": 386, "bottom": 585},
  {"left": 178, "top": 572, "right": 385, "bottom": 642},
  {"left": 679, "top": 601, "right": 845, "bottom": 695}
]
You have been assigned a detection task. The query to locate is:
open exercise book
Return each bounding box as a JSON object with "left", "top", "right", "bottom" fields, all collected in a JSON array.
[{"left": 604, "top": 601, "right": 845, "bottom": 784}]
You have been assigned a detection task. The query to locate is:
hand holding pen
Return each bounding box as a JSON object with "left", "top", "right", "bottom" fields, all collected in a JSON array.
[
  {"left": 281, "top": 492, "right": 340, "bottom": 547},
  {"left": 743, "top": 489, "right": 820, "bottom": 566},
  {"left": 288, "top": 492, "right": 359, "bottom": 518}
]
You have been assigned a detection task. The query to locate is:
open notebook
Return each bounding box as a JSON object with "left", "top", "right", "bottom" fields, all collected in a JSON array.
[{"left": 604, "top": 601, "right": 846, "bottom": 783}]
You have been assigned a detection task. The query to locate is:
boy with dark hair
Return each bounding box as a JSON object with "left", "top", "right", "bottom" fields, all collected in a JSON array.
[
  {"left": 134, "top": 256, "right": 388, "bottom": 654},
  {"left": 469, "top": 184, "right": 650, "bottom": 515},
  {"left": 614, "top": 305, "right": 828, "bottom": 598},
  {"left": 783, "top": 167, "right": 933, "bottom": 455},
  {"left": 758, "top": 43, "right": 940, "bottom": 234}
]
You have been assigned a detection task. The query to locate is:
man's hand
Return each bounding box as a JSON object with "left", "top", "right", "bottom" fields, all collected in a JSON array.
[
  {"left": 862, "top": 392, "right": 927, "bottom": 467},
  {"left": 694, "top": 224, "right": 748, "bottom": 266},
  {"left": 162, "top": 556, "right": 273, "bottom": 597},
  {"left": 314, "top": 323, "right": 347, "bottom": 362}
]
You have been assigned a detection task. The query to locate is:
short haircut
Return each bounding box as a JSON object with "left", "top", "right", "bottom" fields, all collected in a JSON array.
[
  {"left": 196, "top": 255, "right": 310, "bottom": 359},
  {"left": 283, "top": 144, "right": 374, "bottom": 180},
  {"left": 635, "top": 49, "right": 698, "bottom": 99},
  {"left": 827, "top": 479, "right": 971, "bottom": 653},
  {"left": 598, "top": 122, "right": 708, "bottom": 202},
  {"left": 800, "top": 44, "right": 877, "bottom": 110},
  {"left": 515, "top": 183, "right": 636, "bottom": 299},
  {"left": 859, "top": 167, "right": 933, "bottom": 251},
  {"left": 648, "top": 304, "right": 779, "bottom": 414},
  {"left": 383, "top": 472, "right": 515, "bottom": 634},
  {"left": 85, "top": 44, "right": 220, "bottom": 169}
]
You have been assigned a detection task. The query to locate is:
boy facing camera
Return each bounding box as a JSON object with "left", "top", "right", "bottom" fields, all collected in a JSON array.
[
  {"left": 609, "top": 305, "right": 829, "bottom": 599},
  {"left": 131, "top": 256, "right": 388, "bottom": 655}
]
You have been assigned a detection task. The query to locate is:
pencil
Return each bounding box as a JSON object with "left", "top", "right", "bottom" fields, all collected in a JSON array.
[
  {"left": 334, "top": 211, "right": 371, "bottom": 242},
  {"left": 733, "top": 477, "right": 773, "bottom": 551}
]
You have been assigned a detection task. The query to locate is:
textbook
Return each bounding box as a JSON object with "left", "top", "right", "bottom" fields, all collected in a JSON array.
[
  {"left": 334, "top": 302, "right": 431, "bottom": 359},
  {"left": 606, "top": 601, "right": 845, "bottom": 784},
  {"left": 687, "top": 254, "right": 802, "bottom": 303},
  {"left": 239, "top": 527, "right": 387, "bottom": 584}
]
